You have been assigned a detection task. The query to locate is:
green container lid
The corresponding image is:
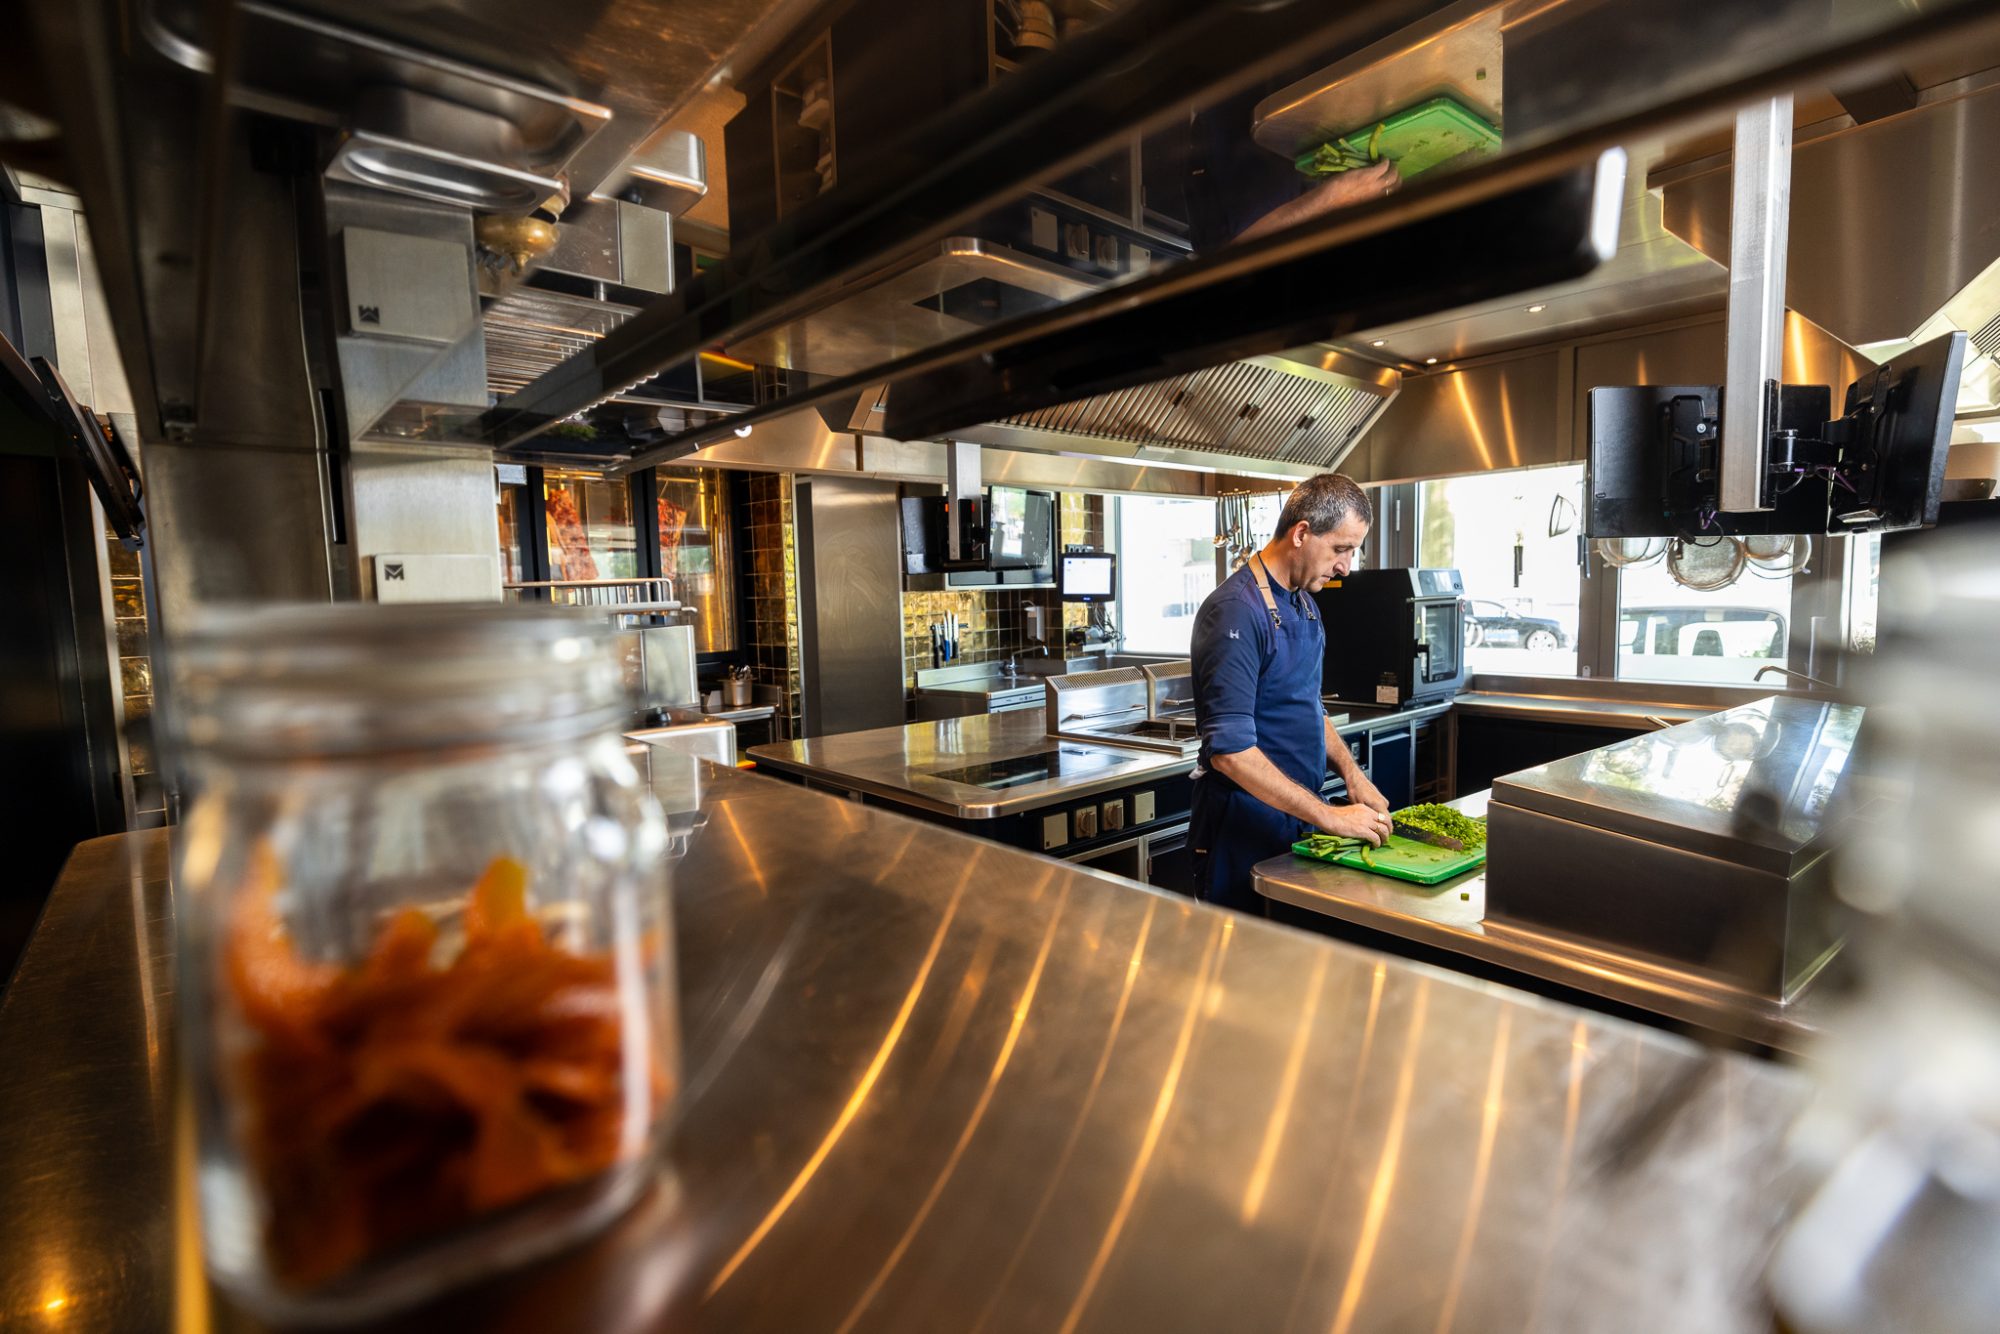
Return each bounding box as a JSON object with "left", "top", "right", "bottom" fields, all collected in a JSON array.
[{"left": 1294, "top": 96, "right": 1502, "bottom": 181}]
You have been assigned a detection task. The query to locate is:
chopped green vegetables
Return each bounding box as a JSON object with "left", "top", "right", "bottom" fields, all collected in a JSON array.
[
  {"left": 1300, "top": 833, "right": 1368, "bottom": 858},
  {"left": 1391, "top": 803, "right": 1488, "bottom": 850},
  {"left": 1299, "top": 122, "right": 1388, "bottom": 177},
  {"left": 1298, "top": 832, "right": 1378, "bottom": 867}
]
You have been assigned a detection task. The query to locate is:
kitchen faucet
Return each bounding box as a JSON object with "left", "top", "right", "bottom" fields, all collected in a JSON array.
[{"left": 1754, "top": 664, "right": 1835, "bottom": 690}]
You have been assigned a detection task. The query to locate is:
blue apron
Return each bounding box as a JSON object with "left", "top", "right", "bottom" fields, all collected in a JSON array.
[{"left": 1189, "top": 559, "right": 1327, "bottom": 912}]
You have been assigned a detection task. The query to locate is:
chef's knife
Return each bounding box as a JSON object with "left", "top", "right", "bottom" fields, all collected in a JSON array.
[{"left": 1390, "top": 821, "right": 1465, "bottom": 852}]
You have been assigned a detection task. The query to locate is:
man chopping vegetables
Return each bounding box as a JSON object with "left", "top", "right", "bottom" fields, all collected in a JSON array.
[{"left": 1189, "top": 473, "right": 1391, "bottom": 911}]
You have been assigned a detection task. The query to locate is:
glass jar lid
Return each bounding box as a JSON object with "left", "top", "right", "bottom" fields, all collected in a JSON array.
[{"left": 171, "top": 602, "right": 631, "bottom": 758}]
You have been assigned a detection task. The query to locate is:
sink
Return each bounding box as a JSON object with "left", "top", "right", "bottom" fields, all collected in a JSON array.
[{"left": 1018, "top": 655, "right": 1105, "bottom": 676}]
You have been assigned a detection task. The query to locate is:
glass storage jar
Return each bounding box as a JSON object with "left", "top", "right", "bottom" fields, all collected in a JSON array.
[{"left": 170, "top": 603, "right": 676, "bottom": 1323}]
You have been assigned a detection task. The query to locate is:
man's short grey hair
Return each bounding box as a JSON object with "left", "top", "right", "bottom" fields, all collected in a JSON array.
[{"left": 1274, "top": 473, "right": 1373, "bottom": 539}]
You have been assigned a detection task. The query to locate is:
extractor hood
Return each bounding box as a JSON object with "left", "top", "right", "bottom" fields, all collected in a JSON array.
[
  {"left": 1658, "top": 79, "right": 2000, "bottom": 420},
  {"left": 823, "top": 348, "right": 1400, "bottom": 481},
  {"left": 712, "top": 237, "right": 1397, "bottom": 475}
]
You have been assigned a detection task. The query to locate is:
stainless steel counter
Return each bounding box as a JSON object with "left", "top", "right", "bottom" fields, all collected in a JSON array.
[
  {"left": 3, "top": 761, "right": 1810, "bottom": 1332},
  {"left": 700, "top": 703, "right": 778, "bottom": 724},
  {"left": 752, "top": 701, "right": 1449, "bottom": 819},
  {"left": 1253, "top": 791, "right": 1829, "bottom": 1052},
  {"left": 749, "top": 709, "right": 1192, "bottom": 817},
  {"left": 0, "top": 833, "right": 178, "bottom": 1333},
  {"left": 1453, "top": 691, "right": 1713, "bottom": 730}
]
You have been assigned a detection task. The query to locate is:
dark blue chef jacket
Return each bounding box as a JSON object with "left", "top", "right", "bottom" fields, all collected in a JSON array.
[{"left": 1189, "top": 562, "right": 1328, "bottom": 911}]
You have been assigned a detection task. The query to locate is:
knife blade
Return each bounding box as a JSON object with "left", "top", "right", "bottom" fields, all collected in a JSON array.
[{"left": 1391, "top": 821, "right": 1464, "bottom": 852}]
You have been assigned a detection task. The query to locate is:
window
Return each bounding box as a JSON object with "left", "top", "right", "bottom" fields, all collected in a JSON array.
[
  {"left": 1114, "top": 495, "right": 1221, "bottom": 653},
  {"left": 497, "top": 484, "right": 525, "bottom": 585},
  {"left": 1418, "top": 464, "right": 1584, "bottom": 677},
  {"left": 656, "top": 469, "right": 739, "bottom": 652},
  {"left": 1245, "top": 491, "right": 1287, "bottom": 548},
  {"left": 544, "top": 469, "right": 637, "bottom": 582},
  {"left": 1615, "top": 549, "right": 1792, "bottom": 686},
  {"left": 1844, "top": 533, "right": 1881, "bottom": 653}
]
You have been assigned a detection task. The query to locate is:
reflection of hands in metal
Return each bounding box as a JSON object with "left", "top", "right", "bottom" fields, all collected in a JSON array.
[
  {"left": 1305, "top": 158, "right": 1400, "bottom": 209},
  {"left": 1235, "top": 159, "right": 1401, "bottom": 243}
]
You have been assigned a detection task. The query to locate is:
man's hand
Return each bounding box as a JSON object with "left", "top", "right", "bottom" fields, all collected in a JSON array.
[
  {"left": 1344, "top": 769, "right": 1391, "bottom": 815},
  {"left": 1315, "top": 801, "right": 1393, "bottom": 847},
  {"left": 1305, "top": 158, "right": 1400, "bottom": 210},
  {"left": 1233, "top": 158, "right": 1401, "bottom": 243}
]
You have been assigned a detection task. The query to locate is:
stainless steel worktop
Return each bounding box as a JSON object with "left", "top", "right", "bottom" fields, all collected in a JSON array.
[
  {"left": 0, "top": 834, "right": 178, "bottom": 1333},
  {"left": 1254, "top": 791, "right": 1829, "bottom": 1052},
  {"left": 750, "top": 709, "right": 1191, "bottom": 817},
  {"left": 699, "top": 703, "right": 778, "bottom": 723},
  {"left": 1492, "top": 695, "right": 1863, "bottom": 873},
  {"left": 751, "top": 702, "right": 1449, "bottom": 819},
  {"left": 3, "top": 760, "right": 1810, "bottom": 1333},
  {"left": 1452, "top": 691, "right": 1713, "bottom": 730},
  {"left": 911, "top": 662, "right": 1048, "bottom": 700}
]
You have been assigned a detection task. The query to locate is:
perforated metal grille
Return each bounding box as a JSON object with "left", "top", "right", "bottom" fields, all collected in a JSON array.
[
  {"left": 995, "top": 360, "right": 1388, "bottom": 469},
  {"left": 483, "top": 288, "right": 637, "bottom": 399}
]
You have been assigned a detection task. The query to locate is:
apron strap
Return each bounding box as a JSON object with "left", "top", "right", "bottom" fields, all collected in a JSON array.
[{"left": 1248, "top": 555, "right": 1284, "bottom": 629}]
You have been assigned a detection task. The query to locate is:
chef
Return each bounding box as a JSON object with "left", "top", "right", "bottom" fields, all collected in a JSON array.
[{"left": 1189, "top": 473, "right": 1391, "bottom": 911}]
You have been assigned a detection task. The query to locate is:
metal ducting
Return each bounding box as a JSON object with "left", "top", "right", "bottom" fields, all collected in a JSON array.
[{"left": 1658, "top": 79, "right": 2000, "bottom": 418}]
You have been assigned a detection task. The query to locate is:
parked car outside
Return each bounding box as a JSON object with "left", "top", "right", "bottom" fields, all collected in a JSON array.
[
  {"left": 1463, "top": 598, "right": 1568, "bottom": 652},
  {"left": 1616, "top": 605, "right": 1789, "bottom": 685},
  {"left": 1618, "top": 606, "right": 1787, "bottom": 658}
]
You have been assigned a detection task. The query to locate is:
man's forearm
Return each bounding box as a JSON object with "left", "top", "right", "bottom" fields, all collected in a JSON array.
[
  {"left": 1325, "top": 718, "right": 1363, "bottom": 784},
  {"left": 1210, "top": 746, "right": 1329, "bottom": 824}
]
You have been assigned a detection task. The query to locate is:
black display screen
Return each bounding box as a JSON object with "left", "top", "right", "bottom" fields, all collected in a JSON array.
[{"left": 927, "top": 746, "right": 1134, "bottom": 790}]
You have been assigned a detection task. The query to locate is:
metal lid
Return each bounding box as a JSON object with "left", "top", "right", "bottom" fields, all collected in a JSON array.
[
  {"left": 1490, "top": 695, "right": 1866, "bottom": 875},
  {"left": 171, "top": 602, "right": 632, "bottom": 759}
]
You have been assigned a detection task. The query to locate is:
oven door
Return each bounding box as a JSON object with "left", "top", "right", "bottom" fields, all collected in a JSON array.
[{"left": 1415, "top": 599, "right": 1464, "bottom": 685}]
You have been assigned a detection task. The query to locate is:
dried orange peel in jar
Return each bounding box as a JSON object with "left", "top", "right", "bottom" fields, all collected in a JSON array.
[{"left": 222, "top": 849, "right": 660, "bottom": 1288}]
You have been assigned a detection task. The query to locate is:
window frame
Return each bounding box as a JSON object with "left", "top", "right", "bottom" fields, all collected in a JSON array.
[
  {"left": 1409, "top": 461, "right": 1873, "bottom": 694},
  {"left": 1109, "top": 493, "right": 1226, "bottom": 656}
]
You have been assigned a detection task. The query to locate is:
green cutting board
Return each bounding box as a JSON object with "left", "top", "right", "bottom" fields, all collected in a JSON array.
[
  {"left": 1295, "top": 96, "right": 1502, "bottom": 180},
  {"left": 1290, "top": 833, "right": 1487, "bottom": 886}
]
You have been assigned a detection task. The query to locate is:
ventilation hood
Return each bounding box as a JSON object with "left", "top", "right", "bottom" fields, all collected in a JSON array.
[
  {"left": 973, "top": 347, "right": 1398, "bottom": 474},
  {"left": 813, "top": 346, "right": 1398, "bottom": 481},
  {"left": 714, "top": 238, "right": 1398, "bottom": 475},
  {"left": 1658, "top": 79, "right": 2000, "bottom": 420}
]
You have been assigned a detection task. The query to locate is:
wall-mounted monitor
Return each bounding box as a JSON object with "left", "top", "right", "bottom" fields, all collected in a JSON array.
[
  {"left": 1587, "top": 383, "right": 1832, "bottom": 539},
  {"left": 1059, "top": 551, "right": 1117, "bottom": 603},
  {"left": 1826, "top": 331, "right": 1967, "bottom": 533},
  {"left": 986, "top": 485, "right": 1053, "bottom": 570}
]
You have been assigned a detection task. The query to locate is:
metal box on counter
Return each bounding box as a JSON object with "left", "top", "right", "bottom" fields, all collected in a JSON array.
[{"left": 1486, "top": 696, "right": 1864, "bottom": 1001}]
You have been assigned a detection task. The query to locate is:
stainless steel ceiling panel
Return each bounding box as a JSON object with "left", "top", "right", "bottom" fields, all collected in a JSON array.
[
  {"left": 723, "top": 238, "right": 1099, "bottom": 379},
  {"left": 1659, "top": 83, "right": 2000, "bottom": 348},
  {"left": 1254, "top": 0, "right": 1507, "bottom": 156},
  {"left": 140, "top": 0, "right": 830, "bottom": 200}
]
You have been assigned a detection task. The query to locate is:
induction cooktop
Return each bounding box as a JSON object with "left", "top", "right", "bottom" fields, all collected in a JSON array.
[{"left": 926, "top": 746, "right": 1137, "bottom": 790}]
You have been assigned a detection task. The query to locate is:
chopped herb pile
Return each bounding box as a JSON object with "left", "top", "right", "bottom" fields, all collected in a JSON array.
[
  {"left": 1391, "top": 803, "right": 1488, "bottom": 849},
  {"left": 1300, "top": 122, "right": 1388, "bottom": 177}
]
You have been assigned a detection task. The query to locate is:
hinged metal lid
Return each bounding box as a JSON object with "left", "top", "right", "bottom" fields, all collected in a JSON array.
[{"left": 1490, "top": 695, "right": 1866, "bottom": 876}]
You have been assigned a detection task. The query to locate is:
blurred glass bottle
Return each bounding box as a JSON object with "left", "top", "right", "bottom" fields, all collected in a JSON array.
[{"left": 170, "top": 603, "right": 676, "bottom": 1322}]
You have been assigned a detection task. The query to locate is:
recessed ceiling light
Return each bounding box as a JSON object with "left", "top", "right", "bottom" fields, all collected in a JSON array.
[
  {"left": 1370, "top": 339, "right": 1386, "bottom": 347},
  {"left": 1425, "top": 357, "right": 1438, "bottom": 365},
  {"left": 1527, "top": 303, "right": 1547, "bottom": 313}
]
